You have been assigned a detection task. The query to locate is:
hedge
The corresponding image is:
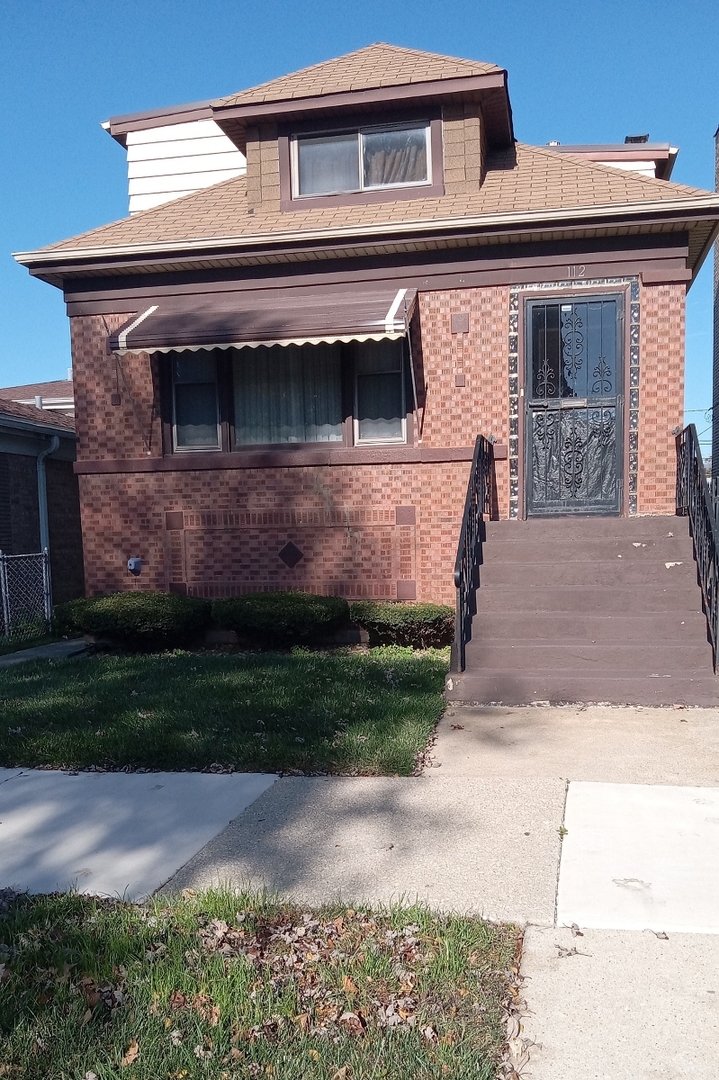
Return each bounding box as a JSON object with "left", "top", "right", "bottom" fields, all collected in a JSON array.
[
  {"left": 52, "top": 592, "right": 212, "bottom": 648},
  {"left": 212, "top": 591, "right": 349, "bottom": 648},
  {"left": 350, "top": 601, "right": 455, "bottom": 648}
]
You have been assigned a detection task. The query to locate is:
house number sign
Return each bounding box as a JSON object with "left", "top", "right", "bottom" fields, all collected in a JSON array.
[{"left": 566, "top": 265, "right": 586, "bottom": 279}]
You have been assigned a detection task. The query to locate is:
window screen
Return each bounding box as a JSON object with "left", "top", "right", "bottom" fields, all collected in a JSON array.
[
  {"left": 172, "top": 354, "right": 220, "bottom": 449},
  {"left": 355, "top": 340, "right": 405, "bottom": 443}
]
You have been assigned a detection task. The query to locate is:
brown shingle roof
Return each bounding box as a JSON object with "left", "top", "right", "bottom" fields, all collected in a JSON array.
[
  {"left": 0, "top": 379, "right": 73, "bottom": 399},
  {"left": 0, "top": 398, "right": 75, "bottom": 432},
  {"left": 215, "top": 44, "right": 502, "bottom": 108},
  {"left": 36, "top": 143, "right": 718, "bottom": 258}
]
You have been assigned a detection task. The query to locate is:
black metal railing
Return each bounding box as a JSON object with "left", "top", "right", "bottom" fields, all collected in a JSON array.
[
  {"left": 676, "top": 424, "right": 719, "bottom": 670},
  {"left": 451, "top": 435, "right": 494, "bottom": 672}
]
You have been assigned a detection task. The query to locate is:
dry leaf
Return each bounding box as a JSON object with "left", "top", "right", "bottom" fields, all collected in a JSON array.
[
  {"left": 332, "top": 1068, "right": 350, "bottom": 1080},
  {"left": 308, "top": 1048, "right": 320, "bottom": 1061},
  {"left": 81, "top": 1008, "right": 93, "bottom": 1026},
  {"left": 342, "top": 974, "right": 359, "bottom": 994},
  {"left": 339, "top": 1011, "right": 366, "bottom": 1037},
  {"left": 121, "top": 1038, "right": 140, "bottom": 1066},
  {"left": 293, "top": 1012, "right": 310, "bottom": 1032},
  {"left": 170, "top": 1029, "right": 183, "bottom": 1046},
  {"left": 421, "top": 1024, "right": 438, "bottom": 1043}
]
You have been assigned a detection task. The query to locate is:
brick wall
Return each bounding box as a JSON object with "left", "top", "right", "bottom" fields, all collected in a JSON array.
[
  {"left": 70, "top": 278, "right": 685, "bottom": 603},
  {"left": 46, "top": 458, "right": 85, "bottom": 604},
  {"left": 638, "top": 282, "right": 685, "bottom": 515}
]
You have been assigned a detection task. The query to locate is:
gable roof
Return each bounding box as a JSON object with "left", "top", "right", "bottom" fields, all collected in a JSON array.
[
  {"left": 215, "top": 44, "right": 502, "bottom": 108},
  {"left": 21, "top": 143, "right": 719, "bottom": 266}
]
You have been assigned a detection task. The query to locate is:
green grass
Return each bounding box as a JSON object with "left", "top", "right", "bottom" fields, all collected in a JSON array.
[
  {"left": 0, "top": 634, "right": 57, "bottom": 658},
  {"left": 0, "top": 647, "right": 448, "bottom": 775},
  {"left": 0, "top": 889, "right": 520, "bottom": 1080}
]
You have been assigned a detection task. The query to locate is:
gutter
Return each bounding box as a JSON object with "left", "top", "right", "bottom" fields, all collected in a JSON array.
[
  {"left": 13, "top": 194, "right": 719, "bottom": 268},
  {"left": 35, "top": 435, "right": 60, "bottom": 552},
  {"left": 0, "top": 414, "right": 76, "bottom": 440}
]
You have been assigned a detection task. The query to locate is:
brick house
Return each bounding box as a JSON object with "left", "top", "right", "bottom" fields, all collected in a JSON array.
[
  {"left": 13, "top": 44, "right": 719, "bottom": 624},
  {"left": 0, "top": 399, "right": 84, "bottom": 605}
]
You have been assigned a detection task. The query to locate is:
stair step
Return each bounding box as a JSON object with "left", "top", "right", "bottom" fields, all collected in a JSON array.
[
  {"left": 466, "top": 612, "right": 708, "bottom": 644},
  {"left": 474, "top": 585, "right": 704, "bottom": 615},
  {"left": 481, "top": 537, "right": 695, "bottom": 563},
  {"left": 480, "top": 561, "right": 697, "bottom": 587},
  {"left": 446, "top": 671, "right": 719, "bottom": 707},
  {"left": 485, "top": 516, "right": 686, "bottom": 541},
  {"left": 459, "top": 642, "right": 712, "bottom": 673}
]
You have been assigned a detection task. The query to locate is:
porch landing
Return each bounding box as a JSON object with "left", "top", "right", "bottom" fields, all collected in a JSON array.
[{"left": 446, "top": 516, "right": 719, "bottom": 707}]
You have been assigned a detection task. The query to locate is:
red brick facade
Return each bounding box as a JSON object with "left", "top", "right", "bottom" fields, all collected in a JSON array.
[{"left": 70, "top": 278, "right": 684, "bottom": 604}]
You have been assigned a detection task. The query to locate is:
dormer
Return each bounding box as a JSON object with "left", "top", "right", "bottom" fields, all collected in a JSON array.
[{"left": 210, "top": 44, "right": 514, "bottom": 212}]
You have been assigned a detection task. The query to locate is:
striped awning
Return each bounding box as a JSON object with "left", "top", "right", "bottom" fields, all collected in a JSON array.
[{"left": 109, "top": 285, "right": 417, "bottom": 354}]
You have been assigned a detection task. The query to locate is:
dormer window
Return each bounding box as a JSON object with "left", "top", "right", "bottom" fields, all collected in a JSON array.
[{"left": 293, "top": 123, "right": 430, "bottom": 197}]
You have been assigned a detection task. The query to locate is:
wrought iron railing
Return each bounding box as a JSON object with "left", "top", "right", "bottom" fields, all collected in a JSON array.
[
  {"left": 451, "top": 435, "right": 494, "bottom": 672},
  {"left": 676, "top": 425, "right": 719, "bottom": 671}
]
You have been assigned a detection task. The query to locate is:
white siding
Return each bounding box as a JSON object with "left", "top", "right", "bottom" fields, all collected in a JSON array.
[
  {"left": 598, "top": 159, "right": 657, "bottom": 178},
  {"left": 125, "top": 119, "right": 246, "bottom": 214}
]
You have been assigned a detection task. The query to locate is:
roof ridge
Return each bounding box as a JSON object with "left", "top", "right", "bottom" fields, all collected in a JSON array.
[{"left": 516, "top": 141, "right": 709, "bottom": 199}]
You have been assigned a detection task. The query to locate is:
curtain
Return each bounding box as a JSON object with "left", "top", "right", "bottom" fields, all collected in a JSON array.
[
  {"left": 233, "top": 342, "right": 343, "bottom": 445},
  {"left": 355, "top": 339, "right": 404, "bottom": 442},
  {"left": 362, "top": 127, "right": 428, "bottom": 188},
  {"left": 173, "top": 353, "right": 220, "bottom": 448},
  {"left": 297, "top": 135, "right": 359, "bottom": 196}
]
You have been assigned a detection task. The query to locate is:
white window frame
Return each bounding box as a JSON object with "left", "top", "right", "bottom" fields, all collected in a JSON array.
[{"left": 291, "top": 121, "right": 432, "bottom": 199}]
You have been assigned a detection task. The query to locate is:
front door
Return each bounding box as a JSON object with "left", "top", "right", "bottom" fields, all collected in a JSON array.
[{"left": 525, "top": 295, "right": 623, "bottom": 516}]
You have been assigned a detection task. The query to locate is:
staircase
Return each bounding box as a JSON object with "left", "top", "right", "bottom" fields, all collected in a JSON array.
[{"left": 446, "top": 516, "right": 719, "bottom": 707}]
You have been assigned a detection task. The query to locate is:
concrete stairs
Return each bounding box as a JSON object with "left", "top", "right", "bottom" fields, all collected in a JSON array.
[{"left": 446, "top": 516, "right": 719, "bottom": 706}]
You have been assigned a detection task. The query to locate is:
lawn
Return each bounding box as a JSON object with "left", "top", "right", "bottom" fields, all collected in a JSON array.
[
  {"left": 0, "top": 647, "right": 448, "bottom": 775},
  {"left": 0, "top": 889, "right": 520, "bottom": 1080}
]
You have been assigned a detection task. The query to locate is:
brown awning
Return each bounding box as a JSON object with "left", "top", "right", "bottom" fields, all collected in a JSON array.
[{"left": 109, "top": 285, "right": 417, "bottom": 354}]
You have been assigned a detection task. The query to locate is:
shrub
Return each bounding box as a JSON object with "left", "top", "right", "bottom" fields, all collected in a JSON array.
[
  {"left": 212, "top": 591, "right": 350, "bottom": 648},
  {"left": 350, "top": 601, "right": 455, "bottom": 648},
  {"left": 53, "top": 592, "right": 212, "bottom": 648},
  {"left": 51, "top": 596, "right": 97, "bottom": 639}
]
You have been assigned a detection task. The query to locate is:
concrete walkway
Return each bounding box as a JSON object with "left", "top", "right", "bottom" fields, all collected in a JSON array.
[
  {"left": 0, "top": 768, "right": 276, "bottom": 899},
  {"left": 163, "top": 702, "right": 719, "bottom": 1079},
  {"left": 0, "top": 638, "right": 86, "bottom": 667}
]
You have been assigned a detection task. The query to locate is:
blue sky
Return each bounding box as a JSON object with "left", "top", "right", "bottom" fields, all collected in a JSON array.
[{"left": 1, "top": 0, "right": 717, "bottom": 444}]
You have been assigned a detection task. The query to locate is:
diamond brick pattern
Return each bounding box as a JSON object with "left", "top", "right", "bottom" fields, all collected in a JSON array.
[{"left": 278, "top": 541, "right": 304, "bottom": 568}]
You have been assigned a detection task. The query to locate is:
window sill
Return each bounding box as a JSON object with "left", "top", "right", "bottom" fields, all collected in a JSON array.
[
  {"left": 280, "top": 181, "right": 444, "bottom": 212},
  {"left": 74, "top": 444, "right": 478, "bottom": 475}
]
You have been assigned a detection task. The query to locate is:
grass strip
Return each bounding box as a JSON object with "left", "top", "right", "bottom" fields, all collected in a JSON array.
[
  {"left": 0, "top": 889, "right": 520, "bottom": 1080},
  {"left": 0, "top": 647, "right": 448, "bottom": 775}
]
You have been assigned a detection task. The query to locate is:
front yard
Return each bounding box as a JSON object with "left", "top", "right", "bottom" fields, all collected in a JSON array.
[
  {"left": 0, "top": 889, "right": 520, "bottom": 1080},
  {"left": 0, "top": 647, "right": 448, "bottom": 775}
]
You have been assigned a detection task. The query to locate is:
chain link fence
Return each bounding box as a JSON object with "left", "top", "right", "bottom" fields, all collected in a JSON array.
[{"left": 0, "top": 551, "right": 52, "bottom": 641}]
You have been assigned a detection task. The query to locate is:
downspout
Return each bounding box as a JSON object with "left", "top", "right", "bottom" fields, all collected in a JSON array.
[{"left": 36, "top": 435, "right": 60, "bottom": 551}]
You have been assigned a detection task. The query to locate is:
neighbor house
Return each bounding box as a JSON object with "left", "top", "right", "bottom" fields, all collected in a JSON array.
[
  {"left": 0, "top": 399, "right": 84, "bottom": 605},
  {"left": 13, "top": 44, "right": 719, "bottom": 624}
]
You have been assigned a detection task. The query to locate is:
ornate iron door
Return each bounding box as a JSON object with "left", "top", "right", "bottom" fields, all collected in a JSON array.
[{"left": 525, "top": 296, "right": 623, "bottom": 516}]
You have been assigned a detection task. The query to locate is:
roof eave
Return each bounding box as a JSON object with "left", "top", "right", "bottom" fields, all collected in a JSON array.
[
  {"left": 212, "top": 70, "right": 514, "bottom": 148},
  {"left": 14, "top": 195, "right": 719, "bottom": 279}
]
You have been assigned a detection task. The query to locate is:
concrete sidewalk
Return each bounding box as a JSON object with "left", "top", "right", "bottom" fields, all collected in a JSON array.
[
  {"left": 0, "top": 638, "right": 86, "bottom": 667},
  {"left": 0, "top": 768, "right": 275, "bottom": 899},
  {"left": 163, "top": 702, "right": 719, "bottom": 1079}
]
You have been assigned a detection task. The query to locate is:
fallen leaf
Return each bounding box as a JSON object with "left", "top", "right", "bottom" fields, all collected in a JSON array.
[
  {"left": 332, "top": 1068, "right": 350, "bottom": 1080},
  {"left": 308, "top": 1048, "right": 320, "bottom": 1061},
  {"left": 422, "top": 1024, "right": 438, "bottom": 1043},
  {"left": 293, "top": 1012, "right": 310, "bottom": 1032},
  {"left": 339, "top": 1010, "right": 366, "bottom": 1037},
  {"left": 342, "top": 975, "right": 359, "bottom": 994},
  {"left": 450, "top": 724, "right": 464, "bottom": 730},
  {"left": 81, "top": 1008, "right": 93, "bottom": 1026},
  {"left": 170, "top": 1028, "right": 183, "bottom": 1046},
  {"left": 121, "top": 1038, "right": 139, "bottom": 1066}
]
